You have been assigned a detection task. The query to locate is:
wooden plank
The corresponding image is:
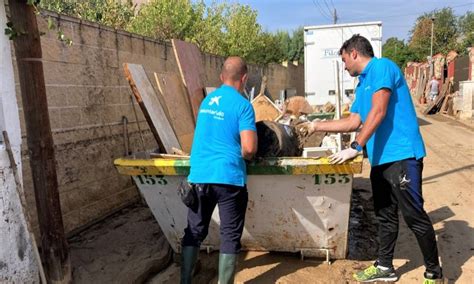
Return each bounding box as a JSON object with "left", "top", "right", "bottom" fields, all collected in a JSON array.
[
  {"left": 123, "top": 63, "right": 181, "bottom": 153},
  {"left": 417, "top": 72, "right": 427, "bottom": 99},
  {"left": 440, "top": 94, "right": 452, "bottom": 113},
  {"left": 258, "top": 76, "right": 267, "bottom": 96},
  {"left": 8, "top": 1, "right": 71, "bottom": 282},
  {"left": 172, "top": 39, "right": 206, "bottom": 122},
  {"left": 424, "top": 81, "right": 452, "bottom": 115},
  {"left": 251, "top": 94, "right": 282, "bottom": 122},
  {"left": 154, "top": 72, "right": 195, "bottom": 153}
]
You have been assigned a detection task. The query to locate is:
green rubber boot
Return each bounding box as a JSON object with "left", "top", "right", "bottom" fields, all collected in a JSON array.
[
  {"left": 180, "top": 246, "right": 199, "bottom": 284},
  {"left": 218, "top": 253, "right": 237, "bottom": 284}
]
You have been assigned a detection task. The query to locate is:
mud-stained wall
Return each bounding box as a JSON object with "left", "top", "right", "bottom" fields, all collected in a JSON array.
[
  {"left": 13, "top": 11, "right": 304, "bottom": 234},
  {"left": 202, "top": 54, "right": 304, "bottom": 101},
  {"left": 1, "top": 1, "right": 39, "bottom": 280}
]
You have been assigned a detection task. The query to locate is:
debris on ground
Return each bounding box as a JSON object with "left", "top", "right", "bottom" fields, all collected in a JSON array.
[{"left": 69, "top": 203, "right": 172, "bottom": 283}]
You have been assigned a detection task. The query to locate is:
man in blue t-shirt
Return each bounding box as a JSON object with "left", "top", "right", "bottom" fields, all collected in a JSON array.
[
  {"left": 299, "top": 35, "right": 442, "bottom": 283},
  {"left": 180, "top": 56, "right": 257, "bottom": 284}
]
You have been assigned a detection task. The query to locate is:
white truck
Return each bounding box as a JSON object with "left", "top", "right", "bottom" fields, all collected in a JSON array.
[{"left": 304, "top": 22, "right": 383, "bottom": 106}]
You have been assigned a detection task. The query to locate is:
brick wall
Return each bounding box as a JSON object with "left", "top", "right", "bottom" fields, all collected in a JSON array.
[{"left": 15, "top": 11, "right": 304, "bottom": 234}]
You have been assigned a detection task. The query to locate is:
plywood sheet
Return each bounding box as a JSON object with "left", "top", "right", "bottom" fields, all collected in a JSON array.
[
  {"left": 172, "top": 39, "right": 206, "bottom": 121},
  {"left": 251, "top": 94, "right": 282, "bottom": 122},
  {"left": 154, "top": 72, "right": 195, "bottom": 153},
  {"left": 123, "top": 63, "right": 181, "bottom": 153}
]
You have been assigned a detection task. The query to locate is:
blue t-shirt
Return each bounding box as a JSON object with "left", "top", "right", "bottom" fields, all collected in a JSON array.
[
  {"left": 350, "top": 57, "right": 426, "bottom": 166},
  {"left": 188, "top": 84, "right": 256, "bottom": 186}
]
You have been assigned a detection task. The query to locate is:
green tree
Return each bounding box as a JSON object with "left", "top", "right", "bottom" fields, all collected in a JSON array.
[
  {"left": 274, "top": 30, "right": 291, "bottom": 62},
  {"left": 40, "top": 0, "right": 135, "bottom": 30},
  {"left": 457, "top": 11, "right": 474, "bottom": 54},
  {"left": 127, "top": 0, "right": 198, "bottom": 41},
  {"left": 382, "top": 37, "right": 415, "bottom": 68},
  {"left": 39, "top": 0, "right": 292, "bottom": 65},
  {"left": 191, "top": 2, "right": 226, "bottom": 55},
  {"left": 408, "top": 7, "right": 458, "bottom": 61},
  {"left": 253, "top": 32, "right": 285, "bottom": 64},
  {"left": 221, "top": 3, "right": 262, "bottom": 62},
  {"left": 288, "top": 27, "right": 304, "bottom": 63}
]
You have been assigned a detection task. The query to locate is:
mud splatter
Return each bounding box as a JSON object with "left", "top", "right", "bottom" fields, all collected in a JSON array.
[{"left": 347, "top": 187, "right": 379, "bottom": 260}]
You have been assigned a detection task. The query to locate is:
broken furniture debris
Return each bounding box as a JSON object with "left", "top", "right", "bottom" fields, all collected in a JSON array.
[{"left": 251, "top": 76, "right": 283, "bottom": 122}]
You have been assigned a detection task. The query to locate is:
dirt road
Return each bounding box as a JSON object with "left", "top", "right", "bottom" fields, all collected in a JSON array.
[{"left": 71, "top": 112, "right": 473, "bottom": 283}]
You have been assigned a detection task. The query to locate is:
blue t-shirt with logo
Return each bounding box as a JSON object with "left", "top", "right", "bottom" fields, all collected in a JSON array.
[
  {"left": 188, "top": 84, "right": 256, "bottom": 186},
  {"left": 350, "top": 57, "right": 426, "bottom": 166}
]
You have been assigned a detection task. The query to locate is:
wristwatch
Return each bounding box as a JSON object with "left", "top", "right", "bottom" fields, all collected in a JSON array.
[{"left": 350, "top": 141, "right": 363, "bottom": 152}]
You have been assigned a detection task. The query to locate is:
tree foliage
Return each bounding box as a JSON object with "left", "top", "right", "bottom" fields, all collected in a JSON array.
[
  {"left": 408, "top": 8, "right": 459, "bottom": 61},
  {"left": 457, "top": 11, "right": 474, "bottom": 53},
  {"left": 128, "top": 0, "right": 198, "bottom": 41},
  {"left": 42, "top": 1, "right": 472, "bottom": 66},
  {"left": 40, "top": 0, "right": 135, "bottom": 30},
  {"left": 38, "top": 0, "right": 305, "bottom": 65},
  {"left": 382, "top": 37, "right": 415, "bottom": 69},
  {"left": 191, "top": 2, "right": 226, "bottom": 55},
  {"left": 221, "top": 3, "right": 262, "bottom": 61},
  {"left": 288, "top": 27, "right": 304, "bottom": 63}
]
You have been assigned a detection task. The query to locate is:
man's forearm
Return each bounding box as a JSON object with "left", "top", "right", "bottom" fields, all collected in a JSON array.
[
  {"left": 313, "top": 115, "right": 361, "bottom": 133},
  {"left": 355, "top": 108, "right": 385, "bottom": 146}
]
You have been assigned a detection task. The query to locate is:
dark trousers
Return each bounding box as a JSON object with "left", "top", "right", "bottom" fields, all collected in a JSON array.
[
  {"left": 371, "top": 158, "right": 441, "bottom": 274},
  {"left": 181, "top": 183, "right": 248, "bottom": 254}
]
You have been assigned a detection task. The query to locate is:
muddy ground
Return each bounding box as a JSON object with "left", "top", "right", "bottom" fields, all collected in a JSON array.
[{"left": 70, "top": 110, "right": 473, "bottom": 283}]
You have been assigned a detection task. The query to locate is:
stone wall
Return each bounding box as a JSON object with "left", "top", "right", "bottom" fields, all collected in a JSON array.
[{"left": 14, "top": 11, "right": 304, "bottom": 234}]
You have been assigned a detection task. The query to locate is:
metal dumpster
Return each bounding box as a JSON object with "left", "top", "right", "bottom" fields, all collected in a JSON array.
[{"left": 114, "top": 154, "right": 363, "bottom": 260}]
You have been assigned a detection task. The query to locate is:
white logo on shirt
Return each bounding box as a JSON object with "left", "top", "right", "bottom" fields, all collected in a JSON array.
[
  {"left": 365, "top": 85, "right": 371, "bottom": 91},
  {"left": 209, "top": 96, "right": 222, "bottom": 106}
]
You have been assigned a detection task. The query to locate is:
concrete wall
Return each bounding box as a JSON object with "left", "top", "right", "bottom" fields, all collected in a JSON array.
[
  {"left": 202, "top": 53, "right": 304, "bottom": 100},
  {"left": 14, "top": 11, "right": 304, "bottom": 235},
  {"left": 0, "top": 0, "right": 39, "bottom": 281}
]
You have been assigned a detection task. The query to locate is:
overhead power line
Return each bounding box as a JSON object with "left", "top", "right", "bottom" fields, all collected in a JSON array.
[
  {"left": 312, "top": 0, "right": 332, "bottom": 21},
  {"left": 344, "top": 3, "right": 472, "bottom": 21},
  {"left": 323, "top": 0, "right": 333, "bottom": 16}
]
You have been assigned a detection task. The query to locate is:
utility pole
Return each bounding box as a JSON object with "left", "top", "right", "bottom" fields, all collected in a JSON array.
[
  {"left": 333, "top": 8, "right": 338, "bottom": 24},
  {"left": 430, "top": 17, "right": 435, "bottom": 78},
  {"left": 8, "top": 0, "right": 71, "bottom": 282}
]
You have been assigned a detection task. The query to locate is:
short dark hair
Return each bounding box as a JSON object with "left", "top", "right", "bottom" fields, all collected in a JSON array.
[{"left": 339, "top": 34, "right": 374, "bottom": 58}]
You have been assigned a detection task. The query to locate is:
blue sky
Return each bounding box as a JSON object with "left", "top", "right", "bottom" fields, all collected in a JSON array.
[{"left": 197, "top": 0, "right": 472, "bottom": 42}]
